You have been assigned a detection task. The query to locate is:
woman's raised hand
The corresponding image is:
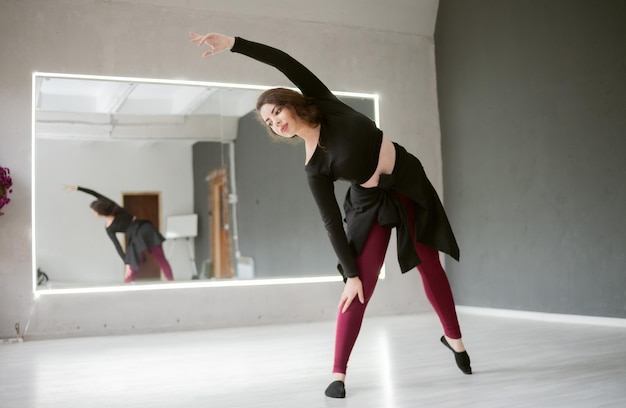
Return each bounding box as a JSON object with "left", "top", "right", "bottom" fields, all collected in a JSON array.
[
  {"left": 63, "top": 184, "right": 78, "bottom": 191},
  {"left": 189, "top": 32, "right": 235, "bottom": 57}
]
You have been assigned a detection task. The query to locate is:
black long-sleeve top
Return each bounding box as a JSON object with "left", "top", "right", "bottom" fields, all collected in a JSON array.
[
  {"left": 232, "top": 37, "right": 383, "bottom": 278},
  {"left": 77, "top": 187, "right": 133, "bottom": 263}
]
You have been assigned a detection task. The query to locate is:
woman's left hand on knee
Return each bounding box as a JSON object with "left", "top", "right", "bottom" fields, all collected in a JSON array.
[{"left": 339, "top": 277, "right": 364, "bottom": 313}]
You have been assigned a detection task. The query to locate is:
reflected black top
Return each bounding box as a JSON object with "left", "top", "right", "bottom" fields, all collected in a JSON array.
[
  {"left": 77, "top": 187, "right": 166, "bottom": 269},
  {"left": 77, "top": 187, "right": 133, "bottom": 262},
  {"left": 232, "top": 37, "right": 383, "bottom": 278}
]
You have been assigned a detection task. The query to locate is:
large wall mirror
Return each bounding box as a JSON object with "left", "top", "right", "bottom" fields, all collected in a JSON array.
[{"left": 32, "top": 73, "right": 379, "bottom": 294}]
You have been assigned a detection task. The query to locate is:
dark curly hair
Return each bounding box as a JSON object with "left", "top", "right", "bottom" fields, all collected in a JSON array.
[
  {"left": 90, "top": 198, "right": 120, "bottom": 216},
  {"left": 255, "top": 88, "right": 321, "bottom": 139}
]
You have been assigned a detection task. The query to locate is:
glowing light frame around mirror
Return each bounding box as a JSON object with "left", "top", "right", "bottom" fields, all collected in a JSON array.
[{"left": 31, "top": 72, "right": 382, "bottom": 297}]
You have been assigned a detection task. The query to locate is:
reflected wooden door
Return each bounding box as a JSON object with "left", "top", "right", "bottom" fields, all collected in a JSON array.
[
  {"left": 208, "top": 166, "right": 233, "bottom": 279},
  {"left": 123, "top": 193, "right": 161, "bottom": 280}
]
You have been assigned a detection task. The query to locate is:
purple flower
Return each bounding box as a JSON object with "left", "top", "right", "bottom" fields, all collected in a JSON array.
[{"left": 0, "top": 166, "right": 13, "bottom": 216}]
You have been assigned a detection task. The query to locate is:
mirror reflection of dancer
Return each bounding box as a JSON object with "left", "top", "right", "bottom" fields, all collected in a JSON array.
[
  {"left": 65, "top": 185, "right": 174, "bottom": 283},
  {"left": 189, "top": 33, "right": 472, "bottom": 398}
]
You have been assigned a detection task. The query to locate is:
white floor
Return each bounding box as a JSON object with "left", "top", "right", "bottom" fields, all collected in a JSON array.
[{"left": 1, "top": 312, "right": 625, "bottom": 408}]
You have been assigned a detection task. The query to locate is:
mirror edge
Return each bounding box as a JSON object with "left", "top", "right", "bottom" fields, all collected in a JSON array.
[{"left": 31, "top": 72, "right": 381, "bottom": 296}]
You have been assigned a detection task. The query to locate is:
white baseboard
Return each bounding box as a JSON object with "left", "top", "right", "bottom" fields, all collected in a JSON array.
[{"left": 457, "top": 305, "right": 626, "bottom": 328}]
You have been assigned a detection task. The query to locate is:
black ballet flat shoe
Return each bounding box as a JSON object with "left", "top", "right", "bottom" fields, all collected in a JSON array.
[
  {"left": 440, "top": 335, "right": 472, "bottom": 375},
  {"left": 324, "top": 380, "right": 346, "bottom": 398}
]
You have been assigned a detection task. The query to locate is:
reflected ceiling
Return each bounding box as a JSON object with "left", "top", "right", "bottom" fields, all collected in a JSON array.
[{"left": 35, "top": 76, "right": 261, "bottom": 142}]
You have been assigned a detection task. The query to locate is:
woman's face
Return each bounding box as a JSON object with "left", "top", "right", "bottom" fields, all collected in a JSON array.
[{"left": 259, "top": 103, "right": 299, "bottom": 138}]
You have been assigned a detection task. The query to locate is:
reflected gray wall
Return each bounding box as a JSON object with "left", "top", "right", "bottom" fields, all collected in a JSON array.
[
  {"left": 235, "top": 112, "right": 343, "bottom": 278},
  {"left": 235, "top": 98, "right": 377, "bottom": 278},
  {"left": 35, "top": 139, "right": 196, "bottom": 284},
  {"left": 436, "top": 0, "right": 626, "bottom": 317}
]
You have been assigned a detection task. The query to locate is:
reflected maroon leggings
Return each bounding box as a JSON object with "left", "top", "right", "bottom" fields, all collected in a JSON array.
[
  {"left": 124, "top": 244, "right": 174, "bottom": 283},
  {"left": 332, "top": 192, "right": 462, "bottom": 374}
]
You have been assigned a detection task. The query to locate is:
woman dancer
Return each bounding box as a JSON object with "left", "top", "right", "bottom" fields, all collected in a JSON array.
[
  {"left": 189, "top": 32, "right": 471, "bottom": 398},
  {"left": 66, "top": 185, "right": 173, "bottom": 283}
]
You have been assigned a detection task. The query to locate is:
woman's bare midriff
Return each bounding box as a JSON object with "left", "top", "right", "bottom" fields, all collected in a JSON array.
[{"left": 360, "top": 133, "right": 396, "bottom": 188}]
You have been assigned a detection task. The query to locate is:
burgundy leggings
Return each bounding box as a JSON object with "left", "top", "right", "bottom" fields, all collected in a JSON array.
[
  {"left": 332, "top": 192, "right": 462, "bottom": 374},
  {"left": 124, "top": 244, "right": 174, "bottom": 283}
]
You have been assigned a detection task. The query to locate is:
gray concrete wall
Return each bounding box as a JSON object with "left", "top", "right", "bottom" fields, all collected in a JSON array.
[
  {"left": 0, "top": 0, "right": 442, "bottom": 339},
  {"left": 435, "top": 0, "right": 626, "bottom": 317}
]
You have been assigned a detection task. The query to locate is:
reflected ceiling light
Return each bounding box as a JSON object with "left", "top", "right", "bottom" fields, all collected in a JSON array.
[{"left": 34, "top": 275, "right": 346, "bottom": 297}]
